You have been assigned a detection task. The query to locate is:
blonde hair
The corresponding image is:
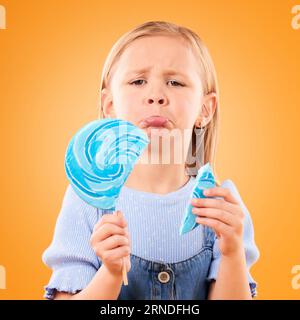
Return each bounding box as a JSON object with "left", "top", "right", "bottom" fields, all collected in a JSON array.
[{"left": 97, "top": 20, "right": 221, "bottom": 186}]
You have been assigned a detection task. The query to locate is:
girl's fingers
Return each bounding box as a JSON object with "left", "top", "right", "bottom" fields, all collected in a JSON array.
[
  {"left": 192, "top": 207, "right": 236, "bottom": 226},
  {"left": 102, "top": 245, "right": 131, "bottom": 261},
  {"left": 191, "top": 197, "right": 239, "bottom": 216},
  {"left": 93, "top": 211, "right": 127, "bottom": 232},
  {"left": 91, "top": 223, "right": 127, "bottom": 244},
  {"left": 203, "top": 187, "right": 239, "bottom": 205},
  {"left": 195, "top": 216, "right": 232, "bottom": 237},
  {"left": 96, "top": 234, "right": 130, "bottom": 252}
]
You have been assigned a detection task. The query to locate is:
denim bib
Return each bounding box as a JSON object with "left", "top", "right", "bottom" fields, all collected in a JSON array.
[{"left": 117, "top": 225, "right": 215, "bottom": 300}]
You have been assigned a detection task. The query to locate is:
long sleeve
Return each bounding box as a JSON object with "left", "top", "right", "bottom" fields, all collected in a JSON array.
[
  {"left": 206, "top": 179, "right": 260, "bottom": 297},
  {"left": 42, "top": 184, "right": 102, "bottom": 299}
]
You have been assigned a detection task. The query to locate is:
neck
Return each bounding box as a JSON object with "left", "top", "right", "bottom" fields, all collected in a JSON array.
[{"left": 124, "top": 163, "right": 190, "bottom": 194}]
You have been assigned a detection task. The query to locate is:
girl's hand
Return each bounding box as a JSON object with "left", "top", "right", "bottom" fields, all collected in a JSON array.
[
  {"left": 191, "top": 187, "right": 245, "bottom": 257},
  {"left": 90, "top": 210, "right": 131, "bottom": 277}
]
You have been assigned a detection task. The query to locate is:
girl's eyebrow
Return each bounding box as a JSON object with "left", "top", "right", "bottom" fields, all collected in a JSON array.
[{"left": 125, "top": 68, "right": 188, "bottom": 78}]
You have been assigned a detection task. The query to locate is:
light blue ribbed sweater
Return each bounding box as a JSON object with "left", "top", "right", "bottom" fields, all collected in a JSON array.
[{"left": 42, "top": 176, "right": 260, "bottom": 298}]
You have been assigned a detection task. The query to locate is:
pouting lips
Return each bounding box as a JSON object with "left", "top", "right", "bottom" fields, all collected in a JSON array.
[{"left": 140, "top": 116, "right": 169, "bottom": 128}]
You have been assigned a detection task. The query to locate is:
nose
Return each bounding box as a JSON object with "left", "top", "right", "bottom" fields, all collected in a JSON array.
[{"left": 147, "top": 96, "right": 167, "bottom": 106}]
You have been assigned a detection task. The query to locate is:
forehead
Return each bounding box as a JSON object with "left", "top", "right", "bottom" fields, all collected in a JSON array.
[{"left": 115, "top": 35, "right": 199, "bottom": 76}]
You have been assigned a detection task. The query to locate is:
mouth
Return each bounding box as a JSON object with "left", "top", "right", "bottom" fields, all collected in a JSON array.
[{"left": 140, "top": 116, "right": 170, "bottom": 129}]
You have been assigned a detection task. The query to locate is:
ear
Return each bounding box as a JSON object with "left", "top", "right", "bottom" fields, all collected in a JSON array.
[
  {"left": 198, "top": 92, "right": 217, "bottom": 126},
  {"left": 101, "top": 88, "right": 116, "bottom": 118}
]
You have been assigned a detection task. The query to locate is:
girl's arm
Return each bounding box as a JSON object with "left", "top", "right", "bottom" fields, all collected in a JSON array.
[
  {"left": 207, "top": 248, "right": 252, "bottom": 300},
  {"left": 191, "top": 184, "right": 259, "bottom": 300},
  {"left": 42, "top": 185, "right": 130, "bottom": 300},
  {"left": 54, "top": 265, "right": 123, "bottom": 300}
]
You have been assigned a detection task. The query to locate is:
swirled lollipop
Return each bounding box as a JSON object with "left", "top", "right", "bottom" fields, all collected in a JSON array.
[
  {"left": 179, "top": 162, "right": 216, "bottom": 235},
  {"left": 65, "top": 118, "right": 149, "bottom": 210},
  {"left": 65, "top": 118, "right": 149, "bottom": 285}
]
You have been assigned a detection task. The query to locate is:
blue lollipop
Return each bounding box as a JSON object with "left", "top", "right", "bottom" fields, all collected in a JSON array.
[
  {"left": 65, "top": 118, "right": 149, "bottom": 210},
  {"left": 179, "top": 162, "right": 216, "bottom": 235},
  {"left": 65, "top": 118, "right": 149, "bottom": 284}
]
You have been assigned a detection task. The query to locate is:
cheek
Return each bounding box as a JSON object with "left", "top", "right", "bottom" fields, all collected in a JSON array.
[
  {"left": 173, "top": 95, "right": 199, "bottom": 128},
  {"left": 113, "top": 90, "right": 144, "bottom": 123}
]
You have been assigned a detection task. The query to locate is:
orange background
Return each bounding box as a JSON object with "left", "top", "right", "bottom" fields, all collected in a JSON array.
[{"left": 0, "top": 0, "right": 300, "bottom": 299}]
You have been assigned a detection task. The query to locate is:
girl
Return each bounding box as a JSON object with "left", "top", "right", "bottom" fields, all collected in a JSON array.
[{"left": 42, "top": 21, "right": 260, "bottom": 300}]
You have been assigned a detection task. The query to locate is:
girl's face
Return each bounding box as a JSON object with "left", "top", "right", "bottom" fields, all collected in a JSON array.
[{"left": 102, "top": 35, "right": 215, "bottom": 137}]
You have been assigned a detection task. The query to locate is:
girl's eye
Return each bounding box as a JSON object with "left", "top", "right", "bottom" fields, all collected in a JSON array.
[
  {"left": 130, "top": 79, "right": 184, "bottom": 87},
  {"left": 131, "top": 79, "right": 145, "bottom": 86},
  {"left": 168, "top": 80, "right": 183, "bottom": 87}
]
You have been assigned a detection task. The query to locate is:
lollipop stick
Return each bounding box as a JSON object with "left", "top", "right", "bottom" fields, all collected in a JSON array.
[
  {"left": 116, "top": 210, "right": 128, "bottom": 286},
  {"left": 122, "top": 257, "right": 128, "bottom": 286}
]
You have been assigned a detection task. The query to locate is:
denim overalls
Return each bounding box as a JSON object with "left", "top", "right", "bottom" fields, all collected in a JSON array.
[{"left": 116, "top": 224, "right": 215, "bottom": 300}]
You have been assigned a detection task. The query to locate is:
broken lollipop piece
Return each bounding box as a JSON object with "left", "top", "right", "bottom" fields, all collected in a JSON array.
[{"left": 179, "top": 162, "right": 216, "bottom": 235}]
